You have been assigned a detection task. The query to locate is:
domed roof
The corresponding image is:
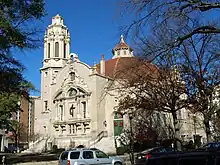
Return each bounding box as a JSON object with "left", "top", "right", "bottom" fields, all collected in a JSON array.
[{"left": 96, "top": 57, "right": 157, "bottom": 79}]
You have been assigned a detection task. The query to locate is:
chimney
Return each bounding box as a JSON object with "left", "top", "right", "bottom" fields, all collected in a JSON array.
[{"left": 100, "top": 54, "right": 105, "bottom": 75}]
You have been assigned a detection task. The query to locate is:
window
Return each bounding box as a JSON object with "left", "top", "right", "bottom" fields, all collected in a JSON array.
[
  {"left": 124, "top": 50, "right": 126, "bottom": 55},
  {"left": 60, "top": 152, "right": 68, "bottom": 160},
  {"left": 44, "top": 72, "right": 48, "bottom": 78},
  {"left": 83, "top": 151, "right": 94, "bottom": 159},
  {"left": 64, "top": 43, "right": 66, "bottom": 58},
  {"left": 213, "top": 142, "right": 220, "bottom": 148},
  {"left": 70, "top": 72, "right": 75, "bottom": 81},
  {"left": 48, "top": 43, "right": 50, "bottom": 58},
  {"left": 44, "top": 101, "right": 48, "bottom": 111},
  {"left": 178, "top": 110, "right": 182, "bottom": 119},
  {"left": 69, "top": 88, "right": 77, "bottom": 96},
  {"left": 95, "top": 151, "right": 108, "bottom": 158},
  {"left": 60, "top": 105, "right": 63, "bottom": 121},
  {"left": 70, "top": 151, "right": 80, "bottom": 159},
  {"left": 55, "top": 42, "right": 59, "bottom": 57},
  {"left": 82, "top": 102, "right": 86, "bottom": 118},
  {"left": 117, "top": 51, "right": 120, "bottom": 55}
]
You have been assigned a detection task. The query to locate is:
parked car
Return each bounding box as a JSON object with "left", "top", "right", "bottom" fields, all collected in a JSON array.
[
  {"left": 135, "top": 147, "right": 178, "bottom": 165},
  {"left": 145, "top": 150, "right": 220, "bottom": 165},
  {"left": 4, "top": 146, "right": 20, "bottom": 153},
  {"left": 59, "top": 148, "right": 125, "bottom": 165},
  {"left": 135, "top": 149, "right": 220, "bottom": 165}
]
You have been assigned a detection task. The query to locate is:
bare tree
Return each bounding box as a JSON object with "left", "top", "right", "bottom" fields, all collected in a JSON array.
[
  {"left": 118, "top": 0, "right": 220, "bottom": 142},
  {"left": 119, "top": 0, "right": 220, "bottom": 52},
  {"left": 8, "top": 120, "right": 24, "bottom": 152},
  {"left": 110, "top": 58, "right": 190, "bottom": 150},
  {"left": 177, "top": 34, "right": 220, "bottom": 142}
]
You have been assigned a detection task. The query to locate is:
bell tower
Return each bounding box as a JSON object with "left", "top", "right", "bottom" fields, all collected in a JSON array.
[
  {"left": 43, "top": 14, "right": 70, "bottom": 68},
  {"left": 40, "top": 14, "right": 71, "bottom": 117}
]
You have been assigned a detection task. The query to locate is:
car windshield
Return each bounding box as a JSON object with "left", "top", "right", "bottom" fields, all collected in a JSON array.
[
  {"left": 61, "top": 152, "right": 68, "bottom": 160},
  {"left": 141, "top": 147, "right": 160, "bottom": 154}
]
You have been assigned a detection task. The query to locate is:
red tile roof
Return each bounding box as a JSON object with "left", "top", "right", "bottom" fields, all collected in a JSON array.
[
  {"left": 113, "top": 42, "right": 130, "bottom": 50},
  {"left": 96, "top": 57, "right": 157, "bottom": 79}
]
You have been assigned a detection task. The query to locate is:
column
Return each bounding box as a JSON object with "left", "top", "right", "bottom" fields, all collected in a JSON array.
[
  {"left": 44, "top": 41, "right": 47, "bottom": 59},
  {"left": 0, "top": 135, "right": 3, "bottom": 152},
  {"left": 73, "top": 124, "right": 75, "bottom": 134},
  {"left": 69, "top": 124, "right": 72, "bottom": 134},
  {"left": 59, "top": 40, "right": 62, "bottom": 58},
  {"left": 59, "top": 125, "right": 62, "bottom": 135},
  {"left": 66, "top": 41, "right": 70, "bottom": 58},
  {"left": 51, "top": 39, "right": 54, "bottom": 58}
]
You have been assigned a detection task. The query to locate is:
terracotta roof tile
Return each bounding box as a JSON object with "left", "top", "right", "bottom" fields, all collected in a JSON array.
[{"left": 96, "top": 57, "right": 157, "bottom": 79}]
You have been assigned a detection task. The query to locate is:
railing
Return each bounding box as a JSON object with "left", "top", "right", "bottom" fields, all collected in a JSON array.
[{"left": 89, "top": 131, "right": 108, "bottom": 147}]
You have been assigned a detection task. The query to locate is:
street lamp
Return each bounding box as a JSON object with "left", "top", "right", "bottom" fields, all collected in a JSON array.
[{"left": 129, "top": 113, "right": 134, "bottom": 165}]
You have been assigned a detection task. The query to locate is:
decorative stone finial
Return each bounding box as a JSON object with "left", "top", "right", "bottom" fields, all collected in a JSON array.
[
  {"left": 101, "top": 54, "right": 104, "bottom": 60},
  {"left": 55, "top": 14, "right": 60, "bottom": 18},
  {"left": 120, "top": 35, "right": 125, "bottom": 43},
  {"left": 52, "top": 14, "right": 64, "bottom": 25}
]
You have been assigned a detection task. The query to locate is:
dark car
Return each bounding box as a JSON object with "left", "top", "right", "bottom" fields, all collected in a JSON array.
[
  {"left": 135, "top": 147, "right": 178, "bottom": 165},
  {"left": 145, "top": 151, "right": 220, "bottom": 165}
]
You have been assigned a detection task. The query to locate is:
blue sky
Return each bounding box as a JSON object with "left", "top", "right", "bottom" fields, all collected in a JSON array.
[{"left": 15, "top": 0, "right": 132, "bottom": 95}]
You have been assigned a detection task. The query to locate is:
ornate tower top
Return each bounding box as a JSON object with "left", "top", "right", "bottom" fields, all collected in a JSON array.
[
  {"left": 112, "top": 35, "right": 134, "bottom": 59},
  {"left": 42, "top": 14, "right": 71, "bottom": 69},
  {"left": 51, "top": 14, "right": 64, "bottom": 26}
]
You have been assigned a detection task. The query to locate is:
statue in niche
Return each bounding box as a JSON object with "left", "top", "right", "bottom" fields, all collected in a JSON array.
[
  {"left": 69, "top": 104, "right": 75, "bottom": 117},
  {"left": 69, "top": 72, "right": 75, "bottom": 81}
]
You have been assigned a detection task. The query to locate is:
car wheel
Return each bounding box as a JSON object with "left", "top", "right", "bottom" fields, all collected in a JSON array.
[{"left": 114, "top": 162, "right": 122, "bottom": 165}]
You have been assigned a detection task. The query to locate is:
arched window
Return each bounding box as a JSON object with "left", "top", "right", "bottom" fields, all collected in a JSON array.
[
  {"left": 48, "top": 43, "right": 50, "bottom": 58},
  {"left": 60, "top": 105, "right": 64, "bottom": 121},
  {"left": 55, "top": 42, "right": 59, "bottom": 57},
  {"left": 64, "top": 43, "right": 66, "bottom": 58}
]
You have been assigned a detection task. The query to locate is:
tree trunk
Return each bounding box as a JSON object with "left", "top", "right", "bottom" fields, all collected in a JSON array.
[
  {"left": 204, "top": 117, "right": 212, "bottom": 143},
  {"left": 14, "top": 134, "right": 18, "bottom": 153},
  {"left": 172, "top": 112, "right": 181, "bottom": 150}
]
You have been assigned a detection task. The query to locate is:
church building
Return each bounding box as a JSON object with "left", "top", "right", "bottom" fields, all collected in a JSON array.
[
  {"left": 30, "top": 15, "right": 207, "bottom": 154},
  {"left": 32, "top": 14, "right": 136, "bottom": 153}
]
